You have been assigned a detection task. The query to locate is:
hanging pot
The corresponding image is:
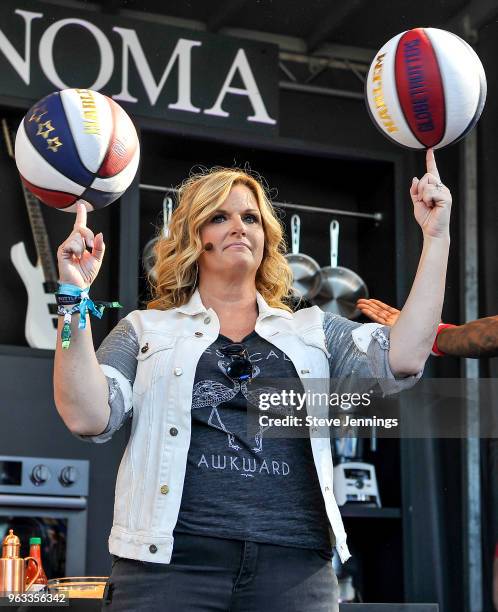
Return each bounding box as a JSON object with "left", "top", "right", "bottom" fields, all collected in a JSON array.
[
  {"left": 142, "top": 196, "right": 173, "bottom": 279},
  {"left": 315, "top": 219, "right": 368, "bottom": 319},
  {"left": 284, "top": 214, "right": 323, "bottom": 300}
]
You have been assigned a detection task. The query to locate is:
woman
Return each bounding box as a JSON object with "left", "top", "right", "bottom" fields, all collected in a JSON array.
[{"left": 53, "top": 149, "right": 451, "bottom": 612}]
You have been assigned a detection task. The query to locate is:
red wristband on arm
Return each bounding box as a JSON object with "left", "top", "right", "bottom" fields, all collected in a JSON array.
[{"left": 431, "top": 323, "right": 457, "bottom": 357}]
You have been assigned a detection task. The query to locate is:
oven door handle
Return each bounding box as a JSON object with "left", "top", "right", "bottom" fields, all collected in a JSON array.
[{"left": 0, "top": 494, "right": 87, "bottom": 509}]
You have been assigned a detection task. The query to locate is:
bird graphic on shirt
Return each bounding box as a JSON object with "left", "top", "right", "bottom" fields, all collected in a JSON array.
[
  {"left": 191, "top": 378, "right": 242, "bottom": 450},
  {"left": 191, "top": 357, "right": 280, "bottom": 453}
]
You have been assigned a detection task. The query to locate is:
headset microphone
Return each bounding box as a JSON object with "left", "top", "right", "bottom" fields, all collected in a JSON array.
[{"left": 203, "top": 242, "right": 213, "bottom": 251}]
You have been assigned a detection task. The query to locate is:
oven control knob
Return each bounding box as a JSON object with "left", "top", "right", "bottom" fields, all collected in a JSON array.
[
  {"left": 31, "top": 465, "right": 51, "bottom": 485},
  {"left": 59, "top": 466, "right": 78, "bottom": 486}
]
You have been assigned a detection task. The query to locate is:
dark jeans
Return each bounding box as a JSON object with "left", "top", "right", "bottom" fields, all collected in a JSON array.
[{"left": 102, "top": 532, "right": 339, "bottom": 611}]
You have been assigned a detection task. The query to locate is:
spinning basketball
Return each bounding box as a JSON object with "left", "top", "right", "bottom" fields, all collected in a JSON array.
[
  {"left": 366, "top": 28, "right": 487, "bottom": 149},
  {"left": 14, "top": 88, "right": 140, "bottom": 212}
]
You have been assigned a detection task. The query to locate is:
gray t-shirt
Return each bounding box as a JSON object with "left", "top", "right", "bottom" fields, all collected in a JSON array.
[{"left": 174, "top": 330, "right": 331, "bottom": 551}]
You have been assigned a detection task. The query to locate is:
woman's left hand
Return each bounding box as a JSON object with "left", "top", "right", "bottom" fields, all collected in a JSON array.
[{"left": 410, "top": 148, "right": 452, "bottom": 239}]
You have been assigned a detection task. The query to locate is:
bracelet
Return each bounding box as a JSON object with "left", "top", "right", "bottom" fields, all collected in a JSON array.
[
  {"left": 57, "top": 305, "right": 79, "bottom": 316},
  {"left": 55, "top": 282, "right": 122, "bottom": 349},
  {"left": 57, "top": 305, "right": 81, "bottom": 350},
  {"left": 55, "top": 294, "right": 81, "bottom": 306},
  {"left": 57, "top": 282, "right": 89, "bottom": 295},
  {"left": 56, "top": 282, "right": 87, "bottom": 306},
  {"left": 431, "top": 323, "right": 457, "bottom": 357}
]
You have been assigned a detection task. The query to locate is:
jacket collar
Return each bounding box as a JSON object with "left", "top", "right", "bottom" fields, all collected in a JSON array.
[{"left": 176, "top": 288, "right": 293, "bottom": 320}]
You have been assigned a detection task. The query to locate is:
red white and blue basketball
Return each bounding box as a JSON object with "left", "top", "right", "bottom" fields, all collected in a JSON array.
[
  {"left": 14, "top": 89, "right": 140, "bottom": 212},
  {"left": 365, "top": 28, "right": 487, "bottom": 149}
]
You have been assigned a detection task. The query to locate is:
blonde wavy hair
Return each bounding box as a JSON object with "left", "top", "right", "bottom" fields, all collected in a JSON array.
[{"left": 146, "top": 167, "right": 293, "bottom": 312}]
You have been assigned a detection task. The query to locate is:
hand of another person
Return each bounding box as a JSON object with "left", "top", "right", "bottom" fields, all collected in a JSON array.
[
  {"left": 410, "top": 148, "right": 452, "bottom": 239},
  {"left": 356, "top": 298, "right": 401, "bottom": 327},
  {"left": 56, "top": 202, "right": 105, "bottom": 289}
]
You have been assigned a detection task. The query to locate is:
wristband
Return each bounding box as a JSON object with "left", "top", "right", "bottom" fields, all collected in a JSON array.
[
  {"left": 495, "top": 543, "right": 498, "bottom": 559},
  {"left": 55, "top": 293, "right": 81, "bottom": 306},
  {"left": 57, "top": 283, "right": 99, "bottom": 329},
  {"left": 56, "top": 282, "right": 122, "bottom": 349},
  {"left": 431, "top": 323, "right": 457, "bottom": 357},
  {"left": 57, "top": 304, "right": 83, "bottom": 349},
  {"left": 57, "top": 282, "right": 89, "bottom": 296},
  {"left": 56, "top": 282, "right": 87, "bottom": 305}
]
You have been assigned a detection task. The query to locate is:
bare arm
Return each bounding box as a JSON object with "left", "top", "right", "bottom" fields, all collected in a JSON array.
[
  {"left": 53, "top": 315, "right": 110, "bottom": 434},
  {"left": 52, "top": 202, "right": 110, "bottom": 435},
  {"left": 437, "top": 316, "right": 498, "bottom": 358},
  {"left": 389, "top": 235, "right": 449, "bottom": 374},
  {"left": 389, "top": 149, "right": 452, "bottom": 376}
]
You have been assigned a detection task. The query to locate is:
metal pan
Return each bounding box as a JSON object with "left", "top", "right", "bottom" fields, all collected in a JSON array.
[
  {"left": 142, "top": 196, "right": 173, "bottom": 279},
  {"left": 285, "top": 214, "right": 323, "bottom": 300},
  {"left": 315, "top": 219, "right": 368, "bottom": 319}
]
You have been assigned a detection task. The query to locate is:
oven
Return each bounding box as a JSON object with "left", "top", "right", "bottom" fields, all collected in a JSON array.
[{"left": 0, "top": 455, "right": 89, "bottom": 578}]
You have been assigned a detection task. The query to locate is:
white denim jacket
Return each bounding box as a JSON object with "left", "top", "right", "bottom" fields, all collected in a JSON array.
[{"left": 79, "top": 289, "right": 421, "bottom": 565}]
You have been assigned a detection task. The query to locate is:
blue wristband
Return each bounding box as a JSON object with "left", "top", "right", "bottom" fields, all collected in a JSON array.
[
  {"left": 56, "top": 282, "right": 102, "bottom": 329},
  {"left": 56, "top": 282, "right": 121, "bottom": 349},
  {"left": 57, "top": 282, "right": 90, "bottom": 296}
]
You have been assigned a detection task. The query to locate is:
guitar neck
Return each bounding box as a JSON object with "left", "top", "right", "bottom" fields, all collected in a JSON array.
[
  {"left": 2, "top": 119, "right": 59, "bottom": 289},
  {"left": 21, "top": 184, "right": 58, "bottom": 284}
]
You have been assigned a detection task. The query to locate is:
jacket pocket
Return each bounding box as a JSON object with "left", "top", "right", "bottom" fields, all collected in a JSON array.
[{"left": 133, "top": 332, "right": 176, "bottom": 396}]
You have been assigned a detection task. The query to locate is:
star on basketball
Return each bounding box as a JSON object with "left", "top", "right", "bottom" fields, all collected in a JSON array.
[
  {"left": 37, "top": 120, "right": 55, "bottom": 138},
  {"left": 46, "top": 136, "right": 62, "bottom": 152},
  {"left": 28, "top": 108, "right": 47, "bottom": 123}
]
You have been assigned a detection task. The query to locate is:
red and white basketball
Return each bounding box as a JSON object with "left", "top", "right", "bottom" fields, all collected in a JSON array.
[
  {"left": 14, "top": 88, "right": 140, "bottom": 211},
  {"left": 365, "top": 28, "right": 487, "bottom": 149}
]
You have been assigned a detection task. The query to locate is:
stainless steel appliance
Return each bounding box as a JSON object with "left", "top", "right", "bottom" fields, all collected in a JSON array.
[
  {"left": 0, "top": 455, "right": 89, "bottom": 578},
  {"left": 333, "top": 461, "right": 381, "bottom": 506},
  {"left": 332, "top": 437, "right": 381, "bottom": 506}
]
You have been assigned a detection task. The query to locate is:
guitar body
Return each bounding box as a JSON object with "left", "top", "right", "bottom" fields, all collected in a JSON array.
[{"left": 11, "top": 241, "right": 57, "bottom": 350}]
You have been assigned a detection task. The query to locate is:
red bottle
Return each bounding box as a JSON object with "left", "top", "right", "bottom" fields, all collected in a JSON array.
[{"left": 25, "top": 537, "right": 48, "bottom": 593}]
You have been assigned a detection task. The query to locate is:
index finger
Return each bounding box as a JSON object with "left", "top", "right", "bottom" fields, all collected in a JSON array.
[
  {"left": 74, "top": 201, "right": 87, "bottom": 229},
  {"left": 426, "top": 148, "right": 440, "bottom": 180}
]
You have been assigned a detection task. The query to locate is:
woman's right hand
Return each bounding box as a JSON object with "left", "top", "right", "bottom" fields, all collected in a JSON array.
[{"left": 57, "top": 202, "right": 105, "bottom": 289}]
